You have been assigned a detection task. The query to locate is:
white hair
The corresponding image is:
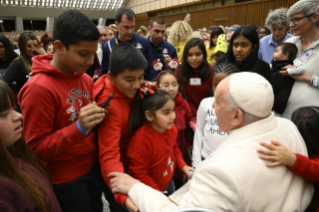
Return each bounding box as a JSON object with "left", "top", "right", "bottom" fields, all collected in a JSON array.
[
  {"left": 265, "top": 8, "right": 290, "bottom": 29},
  {"left": 287, "top": 0, "right": 319, "bottom": 28},
  {"left": 97, "top": 25, "right": 108, "bottom": 32},
  {"left": 224, "top": 89, "right": 263, "bottom": 124}
]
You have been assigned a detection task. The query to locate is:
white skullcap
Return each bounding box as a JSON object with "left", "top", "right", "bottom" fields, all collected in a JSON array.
[{"left": 229, "top": 72, "right": 274, "bottom": 118}]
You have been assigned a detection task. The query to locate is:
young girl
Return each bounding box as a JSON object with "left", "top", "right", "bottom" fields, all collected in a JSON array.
[
  {"left": 257, "top": 106, "right": 319, "bottom": 212},
  {"left": 0, "top": 34, "right": 18, "bottom": 78},
  {"left": 227, "top": 25, "right": 272, "bottom": 84},
  {"left": 0, "top": 80, "right": 61, "bottom": 212},
  {"left": 192, "top": 63, "right": 238, "bottom": 167},
  {"left": 156, "top": 71, "right": 192, "bottom": 185},
  {"left": 175, "top": 37, "right": 215, "bottom": 116},
  {"left": 127, "top": 86, "right": 194, "bottom": 195},
  {"left": 206, "top": 27, "right": 224, "bottom": 65},
  {"left": 46, "top": 43, "right": 54, "bottom": 54}
]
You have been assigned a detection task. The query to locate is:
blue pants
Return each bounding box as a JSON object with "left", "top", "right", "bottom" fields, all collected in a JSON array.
[{"left": 164, "top": 179, "right": 175, "bottom": 196}]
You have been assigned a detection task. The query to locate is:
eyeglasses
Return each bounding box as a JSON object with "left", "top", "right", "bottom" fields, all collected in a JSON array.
[{"left": 290, "top": 13, "right": 315, "bottom": 25}]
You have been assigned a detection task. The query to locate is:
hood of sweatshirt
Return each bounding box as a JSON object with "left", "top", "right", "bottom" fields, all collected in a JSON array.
[{"left": 31, "top": 54, "right": 84, "bottom": 79}]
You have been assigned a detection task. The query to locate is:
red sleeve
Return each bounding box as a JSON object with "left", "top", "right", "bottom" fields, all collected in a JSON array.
[
  {"left": 127, "top": 134, "right": 162, "bottom": 192},
  {"left": 19, "top": 84, "right": 86, "bottom": 160},
  {"left": 288, "top": 153, "right": 319, "bottom": 182},
  {"left": 172, "top": 126, "right": 187, "bottom": 170},
  {"left": 98, "top": 109, "right": 128, "bottom": 206}
]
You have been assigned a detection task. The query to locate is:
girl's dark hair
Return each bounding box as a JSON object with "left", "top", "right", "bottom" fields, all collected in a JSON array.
[
  {"left": 278, "top": 43, "right": 298, "bottom": 61},
  {"left": 128, "top": 89, "right": 174, "bottom": 135},
  {"left": 209, "top": 27, "right": 225, "bottom": 49},
  {"left": 156, "top": 71, "right": 186, "bottom": 98},
  {"left": 226, "top": 25, "right": 260, "bottom": 72},
  {"left": 0, "top": 80, "right": 51, "bottom": 212},
  {"left": 213, "top": 62, "right": 240, "bottom": 78},
  {"left": 0, "top": 34, "right": 19, "bottom": 63},
  {"left": 18, "top": 31, "right": 40, "bottom": 72},
  {"left": 180, "top": 38, "right": 211, "bottom": 82},
  {"left": 258, "top": 26, "right": 271, "bottom": 36},
  {"left": 292, "top": 106, "right": 319, "bottom": 154}
]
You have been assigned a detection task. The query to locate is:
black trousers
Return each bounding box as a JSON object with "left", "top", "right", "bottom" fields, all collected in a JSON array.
[{"left": 53, "top": 162, "right": 103, "bottom": 212}]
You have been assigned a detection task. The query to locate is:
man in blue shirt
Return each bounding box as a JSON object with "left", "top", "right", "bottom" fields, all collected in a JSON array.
[
  {"left": 259, "top": 8, "right": 294, "bottom": 64},
  {"left": 147, "top": 18, "right": 178, "bottom": 74},
  {"left": 101, "top": 6, "right": 156, "bottom": 80}
]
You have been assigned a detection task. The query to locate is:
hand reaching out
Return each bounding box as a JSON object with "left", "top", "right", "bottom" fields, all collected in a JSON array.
[
  {"left": 181, "top": 166, "right": 195, "bottom": 178},
  {"left": 125, "top": 197, "right": 139, "bottom": 212},
  {"left": 108, "top": 172, "right": 140, "bottom": 195},
  {"left": 257, "top": 140, "right": 297, "bottom": 167}
]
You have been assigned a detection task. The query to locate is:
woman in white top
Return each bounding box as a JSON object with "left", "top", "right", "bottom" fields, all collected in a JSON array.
[
  {"left": 192, "top": 63, "right": 239, "bottom": 167},
  {"left": 283, "top": 0, "right": 319, "bottom": 118}
]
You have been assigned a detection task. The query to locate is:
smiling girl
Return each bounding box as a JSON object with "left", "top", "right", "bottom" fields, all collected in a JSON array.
[
  {"left": 227, "top": 26, "right": 272, "bottom": 84},
  {"left": 175, "top": 38, "right": 215, "bottom": 116},
  {"left": 0, "top": 80, "right": 61, "bottom": 212}
]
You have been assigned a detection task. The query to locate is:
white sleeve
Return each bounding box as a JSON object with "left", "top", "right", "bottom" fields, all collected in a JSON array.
[
  {"left": 192, "top": 99, "right": 208, "bottom": 167},
  {"left": 288, "top": 58, "right": 305, "bottom": 75},
  {"left": 128, "top": 162, "right": 242, "bottom": 212}
]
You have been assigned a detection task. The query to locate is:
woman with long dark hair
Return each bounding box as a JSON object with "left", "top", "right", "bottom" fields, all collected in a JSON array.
[
  {"left": 2, "top": 32, "right": 46, "bottom": 111},
  {"left": 0, "top": 34, "right": 18, "bottom": 78},
  {"left": 175, "top": 37, "right": 215, "bottom": 116},
  {"left": 227, "top": 25, "right": 272, "bottom": 84},
  {"left": 0, "top": 80, "right": 61, "bottom": 212}
]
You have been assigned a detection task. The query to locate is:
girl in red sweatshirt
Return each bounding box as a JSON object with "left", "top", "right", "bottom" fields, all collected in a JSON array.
[
  {"left": 0, "top": 80, "right": 61, "bottom": 212},
  {"left": 156, "top": 71, "right": 192, "bottom": 186},
  {"left": 257, "top": 106, "right": 319, "bottom": 212},
  {"left": 127, "top": 86, "right": 194, "bottom": 195}
]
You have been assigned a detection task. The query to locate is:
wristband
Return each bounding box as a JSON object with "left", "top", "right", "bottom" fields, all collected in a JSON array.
[{"left": 76, "top": 121, "right": 89, "bottom": 134}]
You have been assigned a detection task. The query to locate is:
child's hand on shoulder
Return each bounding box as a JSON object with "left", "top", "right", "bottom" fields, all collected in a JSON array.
[
  {"left": 78, "top": 101, "right": 106, "bottom": 132},
  {"left": 182, "top": 165, "right": 195, "bottom": 178},
  {"left": 257, "top": 140, "right": 297, "bottom": 167}
]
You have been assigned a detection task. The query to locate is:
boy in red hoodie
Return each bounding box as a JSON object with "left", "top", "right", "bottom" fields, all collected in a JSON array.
[
  {"left": 93, "top": 42, "right": 148, "bottom": 211},
  {"left": 18, "top": 10, "right": 107, "bottom": 212}
]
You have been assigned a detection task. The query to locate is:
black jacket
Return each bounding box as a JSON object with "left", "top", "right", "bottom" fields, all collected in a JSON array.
[{"left": 271, "top": 60, "right": 295, "bottom": 114}]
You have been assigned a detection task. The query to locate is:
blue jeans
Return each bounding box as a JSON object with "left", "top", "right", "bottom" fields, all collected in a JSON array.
[{"left": 164, "top": 179, "right": 175, "bottom": 196}]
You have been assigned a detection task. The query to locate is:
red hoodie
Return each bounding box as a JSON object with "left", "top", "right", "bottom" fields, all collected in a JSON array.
[
  {"left": 92, "top": 74, "right": 133, "bottom": 206},
  {"left": 18, "top": 54, "right": 97, "bottom": 184}
]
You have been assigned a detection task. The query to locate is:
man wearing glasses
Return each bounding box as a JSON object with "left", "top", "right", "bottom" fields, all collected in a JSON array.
[{"left": 259, "top": 8, "right": 294, "bottom": 64}]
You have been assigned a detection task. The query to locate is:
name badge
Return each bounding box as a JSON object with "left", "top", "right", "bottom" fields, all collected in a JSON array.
[
  {"left": 190, "top": 78, "right": 201, "bottom": 86},
  {"left": 300, "top": 50, "right": 316, "bottom": 63}
]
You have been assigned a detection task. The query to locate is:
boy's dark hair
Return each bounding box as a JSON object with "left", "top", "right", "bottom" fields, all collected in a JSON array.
[
  {"left": 213, "top": 62, "right": 239, "bottom": 78},
  {"left": 109, "top": 42, "right": 148, "bottom": 77},
  {"left": 209, "top": 27, "right": 224, "bottom": 49},
  {"left": 129, "top": 89, "right": 173, "bottom": 135},
  {"left": 292, "top": 106, "right": 319, "bottom": 154},
  {"left": 53, "top": 10, "right": 100, "bottom": 50},
  {"left": 278, "top": 43, "right": 298, "bottom": 61},
  {"left": 180, "top": 38, "right": 211, "bottom": 82},
  {"left": 150, "top": 18, "right": 165, "bottom": 28},
  {"left": 115, "top": 6, "right": 135, "bottom": 23},
  {"left": 156, "top": 71, "right": 186, "bottom": 98}
]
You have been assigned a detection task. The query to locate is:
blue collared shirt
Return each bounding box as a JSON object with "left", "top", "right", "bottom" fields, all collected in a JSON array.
[
  {"left": 258, "top": 33, "right": 294, "bottom": 64},
  {"left": 149, "top": 38, "right": 178, "bottom": 72}
]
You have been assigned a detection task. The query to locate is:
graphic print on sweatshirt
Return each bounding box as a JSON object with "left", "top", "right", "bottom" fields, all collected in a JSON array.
[
  {"left": 163, "top": 157, "right": 175, "bottom": 177},
  {"left": 206, "top": 108, "right": 228, "bottom": 136},
  {"left": 66, "top": 88, "right": 91, "bottom": 122}
]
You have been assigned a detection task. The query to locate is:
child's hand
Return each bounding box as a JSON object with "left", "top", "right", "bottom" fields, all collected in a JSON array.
[
  {"left": 78, "top": 102, "right": 105, "bottom": 132},
  {"left": 182, "top": 166, "right": 195, "bottom": 178},
  {"left": 209, "top": 52, "right": 216, "bottom": 61},
  {"left": 257, "top": 140, "right": 297, "bottom": 167},
  {"left": 279, "top": 70, "right": 289, "bottom": 76}
]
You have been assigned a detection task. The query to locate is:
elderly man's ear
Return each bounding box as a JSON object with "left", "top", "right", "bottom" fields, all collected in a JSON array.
[{"left": 231, "top": 108, "right": 245, "bottom": 128}]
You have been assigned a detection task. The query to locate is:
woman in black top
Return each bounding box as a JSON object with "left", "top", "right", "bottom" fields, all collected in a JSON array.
[
  {"left": 0, "top": 34, "right": 19, "bottom": 78},
  {"left": 227, "top": 25, "right": 272, "bottom": 84},
  {"left": 2, "top": 32, "right": 46, "bottom": 95}
]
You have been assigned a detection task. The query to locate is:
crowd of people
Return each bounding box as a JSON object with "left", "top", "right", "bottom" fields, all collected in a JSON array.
[{"left": 0, "top": 0, "right": 319, "bottom": 211}]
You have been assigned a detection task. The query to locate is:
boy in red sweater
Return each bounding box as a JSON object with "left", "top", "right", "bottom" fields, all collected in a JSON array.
[
  {"left": 18, "top": 10, "right": 106, "bottom": 212},
  {"left": 93, "top": 42, "right": 148, "bottom": 211}
]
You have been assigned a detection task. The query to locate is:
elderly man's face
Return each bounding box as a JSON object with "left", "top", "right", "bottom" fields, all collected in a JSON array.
[
  {"left": 213, "top": 76, "right": 236, "bottom": 132},
  {"left": 226, "top": 31, "right": 234, "bottom": 47},
  {"left": 271, "top": 23, "right": 287, "bottom": 43}
]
